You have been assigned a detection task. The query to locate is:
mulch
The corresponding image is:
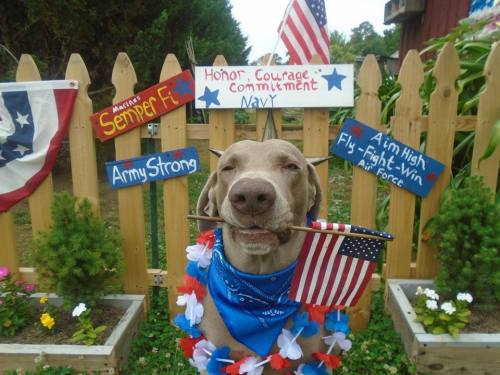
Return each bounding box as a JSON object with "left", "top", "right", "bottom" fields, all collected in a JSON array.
[
  {"left": 0, "top": 303, "right": 125, "bottom": 345},
  {"left": 462, "top": 305, "right": 500, "bottom": 334}
]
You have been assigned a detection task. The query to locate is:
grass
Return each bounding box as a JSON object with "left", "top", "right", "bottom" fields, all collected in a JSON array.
[{"left": 4, "top": 139, "right": 414, "bottom": 374}]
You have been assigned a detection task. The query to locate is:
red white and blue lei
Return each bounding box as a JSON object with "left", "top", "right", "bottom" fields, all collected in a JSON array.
[{"left": 174, "top": 230, "right": 352, "bottom": 374}]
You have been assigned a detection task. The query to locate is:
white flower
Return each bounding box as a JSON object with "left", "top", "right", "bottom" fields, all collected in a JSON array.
[
  {"left": 72, "top": 303, "right": 87, "bottom": 317},
  {"left": 457, "top": 292, "right": 473, "bottom": 303},
  {"left": 277, "top": 328, "right": 303, "bottom": 360},
  {"left": 177, "top": 292, "right": 204, "bottom": 326},
  {"left": 426, "top": 300, "right": 438, "bottom": 310},
  {"left": 424, "top": 288, "right": 439, "bottom": 300},
  {"left": 323, "top": 331, "right": 352, "bottom": 351},
  {"left": 239, "top": 356, "right": 264, "bottom": 375},
  {"left": 441, "top": 302, "right": 456, "bottom": 315},
  {"left": 415, "top": 286, "right": 424, "bottom": 295},
  {"left": 189, "top": 339, "right": 215, "bottom": 371},
  {"left": 186, "top": 243, "right": 213, "bottom": 268}
]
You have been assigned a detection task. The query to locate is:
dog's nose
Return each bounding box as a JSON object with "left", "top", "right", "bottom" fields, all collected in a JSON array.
[{"left": 229, "top": 178, "right": 276, "bottom": 215}]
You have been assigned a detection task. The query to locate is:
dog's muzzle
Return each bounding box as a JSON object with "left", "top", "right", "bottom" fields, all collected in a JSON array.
[{"left": 228, "top": 177, "right": 276, "bottom": 216}]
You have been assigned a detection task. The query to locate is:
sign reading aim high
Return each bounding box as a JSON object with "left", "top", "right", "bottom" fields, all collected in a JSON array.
[{"left": 195, "top": 65, "right": 353, "bottom": 109}]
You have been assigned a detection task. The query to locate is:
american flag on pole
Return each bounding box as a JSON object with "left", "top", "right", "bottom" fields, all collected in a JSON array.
[
  {"left": 0, "top": 80, "right": 78, "bottom": 212},
  {"left": 289, "top": 221, "right": 393, "bottom": 307},
  {"left": 280, "top": 0, "right": 330, "bottom": 64}
]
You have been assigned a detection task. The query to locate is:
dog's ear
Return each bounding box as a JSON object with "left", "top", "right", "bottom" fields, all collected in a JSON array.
[
  {"left": 197, "top": 171, "right": 219, "bottom": 231},
  {"left": 306, "top": 163, "right": 322, "bottom": 220}
]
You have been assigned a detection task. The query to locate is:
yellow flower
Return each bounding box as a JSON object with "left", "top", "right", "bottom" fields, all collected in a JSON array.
[
  {"left": 40, "top": 313, "right": 55, "bottom": 330},
  {"left": 39, "top": 296, "right": 48, "bottom": 304},
  {"left": 3, "top": 319, "right": 12, "bottom": 328}
]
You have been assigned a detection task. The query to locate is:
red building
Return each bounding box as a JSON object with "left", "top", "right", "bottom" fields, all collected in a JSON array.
[{"left": 384, "top": 0, "right": 471, "bottom": 63}]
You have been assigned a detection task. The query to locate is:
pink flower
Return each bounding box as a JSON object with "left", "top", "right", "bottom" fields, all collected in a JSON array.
[
  {"left": 24, "top": 284, "right": 35, "bottom": 293},
  {"left": 0, "top": 266, "right": 10, "bottom": 280}
]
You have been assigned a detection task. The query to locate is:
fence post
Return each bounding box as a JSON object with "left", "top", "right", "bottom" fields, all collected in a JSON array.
[
  {"left": 65, "top": 54, "right": 100, "bottom": 214},
  {"left": 385, "top": 50, "right": 424, "bottom": 279},
  {"left": 16, "top": 55, "right": 54, "bottom": 236},
  {"left": 348, "top": 55, "right": 382, "bottom": 331},
  {"left": 0, "top": 213, "right": 19, "bottom": 279},
  {"left": 111, "top": 53, "right": 149, "bottom": 298},
  {"left": 416, "top": 43, "right": 459, "bottom": 278},
  {"left": 303, "top": 55, "right": 329, "bottom": 219},
  {"left": 471, "top": 41, "right": 500, "bottom": 191},
  {"left": 256, "top": 55, "right": 282, "bottom": 141},
  {"left": 209, "top": 55, "right": 235, "bottom": 172},
  {"left": 160, "top": 54, "right": 190, "bottom": 315}
]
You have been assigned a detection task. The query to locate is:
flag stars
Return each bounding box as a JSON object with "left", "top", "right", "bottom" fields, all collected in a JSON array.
[
  {"left": 15, "top": 112, "right": 30, "bottom": 128},
  {"left": 13, "top": 144, "right": 30, "bottom": 156}
]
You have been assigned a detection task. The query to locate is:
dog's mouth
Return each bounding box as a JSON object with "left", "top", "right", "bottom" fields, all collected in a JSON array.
[{"left": 230, "top": 225, "right": 291, "bottom": 246}]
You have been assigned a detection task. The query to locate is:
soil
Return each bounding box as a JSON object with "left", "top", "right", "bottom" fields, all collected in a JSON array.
[
  {"left": 462, "top": 305, "right": 500, "bottom": 333},
  {"left": 0, "top": 303, "right": 125, "bottom": 345}
]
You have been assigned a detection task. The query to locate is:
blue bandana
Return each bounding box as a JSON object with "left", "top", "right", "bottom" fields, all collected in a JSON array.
[{"left": 207, "top": 228, "right": 300, "bottom": 356}]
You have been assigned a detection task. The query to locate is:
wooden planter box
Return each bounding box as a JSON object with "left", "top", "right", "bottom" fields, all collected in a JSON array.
[
  {"left": 386, "top": 279, "right": 500, "bottom": 374},
  {"left": 0, "top": 294, "right": 145, "bottom": 373}
]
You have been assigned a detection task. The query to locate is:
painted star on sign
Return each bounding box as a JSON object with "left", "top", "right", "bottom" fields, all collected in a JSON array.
[
  {"left": 172, "top": 78, "right": 193, "bottom": 98},
  {"left": 14, "top": 144, "right": 30, "bottom": 156},
  {"left": 15, "top": 112, "right": 30, "bottom": 128},
  {"left": 197, "top": 86, "right": 220, "bottom": 108},
  {"left": 322, "top": 68, "right": 346, "bottom": 91}
]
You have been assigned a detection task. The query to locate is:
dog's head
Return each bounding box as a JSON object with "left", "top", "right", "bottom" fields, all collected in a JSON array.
[{"left": 197, "top": 139, "right": 322, "bottom": 257}]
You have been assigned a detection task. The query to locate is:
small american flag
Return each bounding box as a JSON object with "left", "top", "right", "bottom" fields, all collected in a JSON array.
[
  {"left": 280, "top": 0, "right": 330, "bottom": 64},
  {"left": 289, "top": 221, "right": 392, "bottom": 307}
]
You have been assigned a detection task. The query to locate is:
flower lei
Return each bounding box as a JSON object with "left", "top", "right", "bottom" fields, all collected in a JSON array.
[{"left": 175, "top": 231, "right": 353, "bottom": 374}]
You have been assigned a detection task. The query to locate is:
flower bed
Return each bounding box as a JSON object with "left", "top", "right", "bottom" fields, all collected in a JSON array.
[
  {"left": 0, "top": 293, "right": 145, "bottom": 372},
  {"left": 386, "top": 279, "right": 500, "bottom": 375}
]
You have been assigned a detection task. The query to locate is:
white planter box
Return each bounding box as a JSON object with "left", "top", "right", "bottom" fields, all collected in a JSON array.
[
  {"left": 386, "top": 279, "right": 500, "bottom": 374},
  {"left": 0, "top": 294, "right": 145, "bottom": 373}
]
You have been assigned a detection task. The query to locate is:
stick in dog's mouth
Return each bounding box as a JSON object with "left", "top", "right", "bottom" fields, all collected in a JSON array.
[{"left": 187, "top": 214, "right": 394, "bottom": 242}]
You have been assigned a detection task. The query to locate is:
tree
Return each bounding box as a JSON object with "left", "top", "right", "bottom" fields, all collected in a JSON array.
[{"left": 0, "top": 0, "right": 249, "bottom": 93}]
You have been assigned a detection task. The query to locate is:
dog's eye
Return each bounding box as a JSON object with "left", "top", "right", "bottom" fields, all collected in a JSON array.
[
  {"left": 221, "top": 165, "right": 234, "bottom": 172},
  {"left": 283, "top": 163, "right": 300, "bottom": 171}
]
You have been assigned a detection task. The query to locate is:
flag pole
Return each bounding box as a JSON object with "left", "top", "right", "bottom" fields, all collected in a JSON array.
[{"left": 266, "top": 0, "right": 294, "bottom": 65}]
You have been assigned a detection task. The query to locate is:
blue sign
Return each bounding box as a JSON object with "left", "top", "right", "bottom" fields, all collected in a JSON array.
[
  {"left": 105, "top": 146, "right": 200, "bottom": 189},
  {"left": 331, "top": 119, "right": 445, "bottom": 197}
]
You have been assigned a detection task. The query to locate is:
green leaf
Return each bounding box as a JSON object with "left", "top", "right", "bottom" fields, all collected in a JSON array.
[
  {"left": 432, "top": 326, "right": 446, "bottom": 334},
  {"left": 423, "top": 316, "right": 434, "bottom": 325},
  {"left": 478, "top": 119, "right": 500, "bottom": 167},
  {"left": 439, "top": 313, "right": 452, "bottom": 321}
]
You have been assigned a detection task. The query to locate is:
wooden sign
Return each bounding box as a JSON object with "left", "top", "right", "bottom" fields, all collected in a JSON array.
[
  {"left": 90, "top": 70, "right": 194, "bottom": 142},
  {"left": 331, "top": 119, "right": 445, "bottom": 197},
  {"left": 105, "top": 147, "right": 200, "bottom": 189},
  {"left": 195, "top": 65, "right": 353, "bottom": 109}
]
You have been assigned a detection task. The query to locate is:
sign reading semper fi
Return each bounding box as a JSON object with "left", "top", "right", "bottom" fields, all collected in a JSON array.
[
  {"left": 105, "top": 147, "right": 200, "bottom": 189},
  {"left": 90, "top": 70, "right": 194, "bottom": 142},
  {"left": 331, "top": 119, "right": 445, "bottom": 197},
  {"left": 195, "top": 65, "right": 353, "bottom": 109}
]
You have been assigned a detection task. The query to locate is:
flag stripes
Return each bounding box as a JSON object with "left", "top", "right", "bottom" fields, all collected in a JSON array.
[{"left": 280, "top": 0, "right": 330, "bottom": 64}]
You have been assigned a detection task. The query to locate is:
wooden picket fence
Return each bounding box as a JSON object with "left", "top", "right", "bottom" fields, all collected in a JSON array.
[{"left": 0, "top": 42, "right": 498, "bottom": 331}]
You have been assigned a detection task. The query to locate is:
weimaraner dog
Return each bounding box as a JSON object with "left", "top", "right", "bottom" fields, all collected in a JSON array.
[{"left": 196, "top": 139, "right": 328, "bottom": 373}]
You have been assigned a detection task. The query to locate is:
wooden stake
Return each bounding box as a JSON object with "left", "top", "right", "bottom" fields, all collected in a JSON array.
[{"left": 187, "top": 215, "right": 393, "bottom": 242}]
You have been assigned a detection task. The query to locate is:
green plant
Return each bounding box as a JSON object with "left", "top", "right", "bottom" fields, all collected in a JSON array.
[
  {"left": 0, "top": 266, "right": 35, "bottom": 336},
  {"left": 414, "top": 287, "right": 472, "bottom": 337},
  {"left": 69, "top": 303, "right": 107, "bottom": 345},
  {"left": 31, "top": 193, "right": 123, "bottom": 310},
  {"left": 426, "top": 176, "right": 500, "bottom": 309}
]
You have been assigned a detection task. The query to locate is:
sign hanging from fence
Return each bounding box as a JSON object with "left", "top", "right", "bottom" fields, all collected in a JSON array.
[
  {"left": 195, "top": 65, "right": 353, "bottom": 109},
  {"left": 331, "top": 119, "right": 445, "bottom": 197},
  {"left": 90, "top": 70, "right": 195, "bottom": 142},
  {"left": 105, "top": 146, "right": 200, "bottom": 189}
]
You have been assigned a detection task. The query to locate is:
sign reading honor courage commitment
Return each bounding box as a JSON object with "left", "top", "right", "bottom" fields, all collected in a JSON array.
[
  {"left": 195, "top": 65, "right": 353, "bottom": 109},
  {"left": 331, "top": 119, "right": 445, "bottom": 197},
  {"left": 90, "top": 70, "right": 194, "bottom": 142},
  {"left": 105, "top": 147, "right": 200, "bottom": 189}
]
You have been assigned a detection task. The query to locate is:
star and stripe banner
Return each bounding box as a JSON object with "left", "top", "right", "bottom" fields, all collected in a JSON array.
[
  {"left": 0, "top": 80, "right": 78, "bottom": 212},
  {"left": 280, "top": 0, "right": 330, "bottom": 64},
  {"left": 289, "top": 221, "right": 393, "bottom": 307}
]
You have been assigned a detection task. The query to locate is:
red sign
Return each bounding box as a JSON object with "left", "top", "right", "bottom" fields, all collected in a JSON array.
[{"left": 90, "top": 70, "right": 194, "bottom": 142}]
